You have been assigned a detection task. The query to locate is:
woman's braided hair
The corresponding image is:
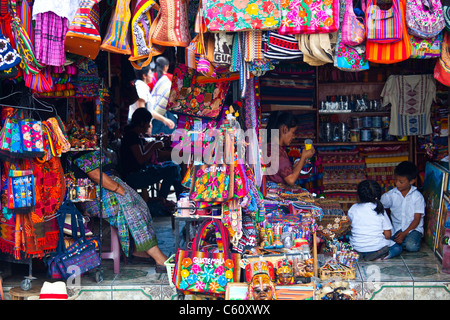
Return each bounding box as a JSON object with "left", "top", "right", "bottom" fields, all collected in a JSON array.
[{"left": 357, "top": 180, "right": 384, "bottom": 214}]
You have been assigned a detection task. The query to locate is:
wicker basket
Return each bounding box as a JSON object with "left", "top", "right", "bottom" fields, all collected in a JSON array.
[
  {"left": 164, "top": 254, "right": 176, "bottom": 287},
  {"left": 319, "top": 266, "right": 356, "bottom": 280}
]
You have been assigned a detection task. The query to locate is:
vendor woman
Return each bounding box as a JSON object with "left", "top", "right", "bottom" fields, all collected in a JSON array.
[{"left": 265, "top": 111, "right": 315, "bottom": 186}]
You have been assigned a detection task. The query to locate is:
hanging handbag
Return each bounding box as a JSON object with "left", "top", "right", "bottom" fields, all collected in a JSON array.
[
  {"left": 279, "top": 0, "right": 339, "bottom": 35},
  {"left": 434, "top": 57, "right": 450, "bottom": 86},
  {"left": 100, "top": 0, "right": 132, "bottom": 55},
  {"left": 341, "top": 0, "right": 366, "bottom": 46},
  {"left": 189, "top": 163, "right": 235, "bottom": 202},
  {"left": 365, "top": 0, "right": 411, "bottom": 63},
  {"left": 185, "top": 34, "right": 203, "bottom": 69},
  {"left": 204, "top": 0, "right": 280, "bottom": 32},
  {"left": 410, "top": 32, "right": 442, "bottom": 59},
  {"left": 172, "top": 218, "right": 241, "bottom": 296},
  {"left": 0, "top": 28, "right": 21, "bottom": 71},
  {"left": 406, "top": 0, "right": 445, "bottom": 38},
  {"left": 6, "top": 162, "right": 35, "bottom": 213},
  {"left": 365, "top": 0, "right": 402, "bottom": 43},
  {"left": 19, "top": 119, "right": 45, "bottom": 158},
  {"left": 444, "top": 0, "right": 450, "bottom": 31},
  {"left": 166, "top": 63, "right": 232, "bottom": 119},
  {"left": 24, "top": 67, "right": 54, "bottom": 93},
  {"left": 49, "top": 202, "right": 100, "bottom": 280},
  {"left": 64, "top": 0, "right": 102, "bottom": 59},
  {"left": 0, "top": 117, "right": 22, "bottom": 158},
  {"left": 129, "top": 0, "right": 165, "bottom": 69},
  {"left": 213, "top": 32, "right": 234, "bottom": 66},
  {"left": 151, "top": 0, "right": 191, "bottom": 47}
]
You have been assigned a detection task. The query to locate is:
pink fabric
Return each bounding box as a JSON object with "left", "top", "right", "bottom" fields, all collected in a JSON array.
[
  {"left": 266, "top": 145, "right": 293, "bottom": 184},
  {"left": 34, "top": 12, "right": 68, "bottom": 66}
]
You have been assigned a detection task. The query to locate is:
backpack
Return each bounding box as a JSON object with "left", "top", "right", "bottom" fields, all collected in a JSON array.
[{"left": 406, "top": 0, "right": 445, "bottom": 38}]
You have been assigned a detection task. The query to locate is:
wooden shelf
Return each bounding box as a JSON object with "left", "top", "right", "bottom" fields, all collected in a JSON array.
[
  {"left": 261, "top": 104, "right": 316, "bottom": 112},
  {"left": 315, "top": 141, "right": 409, "bottom": 147},
  {"left": 318, "top": 111, "right": 390, "bottom": 116}
]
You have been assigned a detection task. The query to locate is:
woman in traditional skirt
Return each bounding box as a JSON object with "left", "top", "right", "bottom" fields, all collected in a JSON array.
[{"left": 71, "top": 149, "right": 168, "bottom": 272}]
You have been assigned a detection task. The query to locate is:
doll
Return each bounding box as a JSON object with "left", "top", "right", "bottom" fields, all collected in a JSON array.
[{"left": 276, "top": 258, "right": 294, "bottom": 285}]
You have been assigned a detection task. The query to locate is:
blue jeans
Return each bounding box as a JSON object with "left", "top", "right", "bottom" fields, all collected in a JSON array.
[
  {"left": 358, "top": 243, "right": 403, "bottom": 260},
  {"left": 392, "top": 230, "right": 422, "bottom": 252}
]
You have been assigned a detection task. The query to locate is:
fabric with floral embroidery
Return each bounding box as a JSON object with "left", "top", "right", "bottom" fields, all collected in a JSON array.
[
  {"left": 204, "top": 0, "right": 281, "bottom": 32},
  {"left": 278, "top": 0, "right": 340, "bottom": 35}
]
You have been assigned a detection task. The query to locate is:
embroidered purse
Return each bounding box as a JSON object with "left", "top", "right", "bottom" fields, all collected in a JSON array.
[
  {"left": 172, "top": 218, "right": 240, "bottom": 297},
  {"left": 341, "top": 0, "right": 366, "bottom": 46},
  {"left": 189, "top": 163, "right": 234, "bottom": 202},
  {"left": 65, "top": 0, "right": 102, "bottom": 59},
  {"left": 410, "top": 32, "right": 442, "bottom": 59},
  {"left": 279, "top": 0, "right": 339, "bottom": 35},
  {"left": 365, "top": 0, "right": 403, "bottom": 43},
  {"left": 336, "top": 42, "right": 369, "bottom": 71},
  {"left": 166, "top": 63, "right": 232, "bottom": 119},
  {"left": 204, "top": 0, "right": 281, "bottom": 32},
  {"left": 6, "top": 162, "right": 35, "bottom": 213},
  {"left": 406, "top": 0, "right": 445, "bottom": 38},
  {"left": 0, "top": 28, "right": 21, "bottom": 71}
]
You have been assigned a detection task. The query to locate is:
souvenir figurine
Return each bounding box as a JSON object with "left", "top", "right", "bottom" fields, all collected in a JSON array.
[
  {"left": 276, "top": 258, "right": 294, "bottom": 285},
  {"left": 294, "top": 257, "right": 314, "bottom": 283},
  {"left": 245, "top": 260, "right": 277, "bottom": 300}
]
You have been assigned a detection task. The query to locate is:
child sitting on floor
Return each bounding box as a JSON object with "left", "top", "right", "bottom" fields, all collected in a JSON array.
[
  {"left": 348, "top": 180, "right": 402, "bottom": 261},
  {"left": 380, "top": 161, "right": 425, "bottom": 252}
]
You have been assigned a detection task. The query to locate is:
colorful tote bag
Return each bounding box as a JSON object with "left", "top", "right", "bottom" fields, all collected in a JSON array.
[
  {"left": 204, "top": 0, "right": 281, "bottom": 32},
  {"left": 167, "top": 63, "right": 232, "bottom": 119},
  {"left": 129, "top": 0, "right": 165, "bottom": 69},
  {"left": 100, "top": 0, "right": 132, "bottom": 55},
  {"left": 152, "top": 0, "right": 191, "bottom": 47},
  {"left": 365, "top": 0, "right": 411, "bottom": 64},
  {"left": 65, "top": 0, "right": 102, "bottom": 59},
  {"left": 365, "top": 0, "right": 402, "bottom": 43},
  {"left": 341, "top": 0, "right": 365, "bottom": 46},
  {"left": 278, "top": 0, "right": 340, "bottom": 35},
  {"left": 173, "top": 219, "right": 240, "bottom": 296},
  {"left": 410, "top": 32, "right": 442, "bottom": 59},
  {"left": 406, "top": 0, "right": 445, "bottom": 38},
  {"left": 189, "top": 163, "right": 234, "bottom": 202},
  {"left": 6, "top": 163, "right": 35, "bottom": 212},
  {"left": 0, "top": 28, "right": 21, "bottom": 71},
  {"left": 336, "top": 42, "right": 369, "bottom": 71}
]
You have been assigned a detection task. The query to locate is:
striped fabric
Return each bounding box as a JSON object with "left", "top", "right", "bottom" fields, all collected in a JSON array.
[
  {"left": 365, "top": 0, "right": 411, "bottom": 64},
  {"left": 366, "top": 0, "right": 402, "bottom": 43},
  {"left": 100, "top": 0, "right": 132, "bottom": 54},
  {"left": 64, "top": 0, "right": 102, "bottom": 59}
]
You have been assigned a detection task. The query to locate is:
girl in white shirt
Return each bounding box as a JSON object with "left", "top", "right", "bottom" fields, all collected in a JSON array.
[{"left": 348, "top": 180, "right": 402, "bottom": 261}]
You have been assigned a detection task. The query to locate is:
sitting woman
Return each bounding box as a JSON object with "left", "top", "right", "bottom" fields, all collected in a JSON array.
[
  {"left": 265, "top": 111, "right": 315, "bottom": 185},
  {"left": 120, "top": 108, "right": 184, "bottom": 209},
  {"left": 70, "top": 149, "right": 168, "bottom": 272}
]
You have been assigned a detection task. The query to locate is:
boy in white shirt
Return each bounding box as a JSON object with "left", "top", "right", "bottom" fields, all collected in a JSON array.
[{"left": 380, "top": 161, "right": 425, "bottom": 252}]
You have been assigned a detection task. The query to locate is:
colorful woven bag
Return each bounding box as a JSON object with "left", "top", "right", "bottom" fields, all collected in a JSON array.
[
  {"left": 365, "top": 0, "right": 403, "bottom": 43},
  {"left": 278, "top": 0, "right": 339, "bottom": 35},
  {"left": 172, "top": 218, "right": 241, "bottom": 296},
  {"left": 151, "top": 0, "right": 191, "bottom": 47},
  {"left": 341, "top": 0, "right": 365, "bottom": 46},
  {"left": 410, "top": 32, "right": 442, "bottom": 59},
  {"left": 0, "top": 28, "right": 21, "bottom": 71},
  {"left": 365, "top": 0, "right": 411, "bottom": 63},
  {"left": 166, "top": 63, "right": 232, "bottom": 119},
  {"left": 204, "top": 0, "right": 281, "bottom": 32},
  {"left": 100, "top": 0, "right": 132, "bottom": 55},
  {"left": 189, "top": 163, "right": 235, "bottom": 202},
  {"left": 64, "top": 0, "right": 102, "bottom": 59},
  {"left": 129, "top": 0, "right": 165, "bottom": 69},
  {"left": 406, "top": 0, "right": 445, "bottom": 38}
]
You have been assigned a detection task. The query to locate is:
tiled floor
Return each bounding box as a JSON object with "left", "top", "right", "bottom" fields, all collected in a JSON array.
[{"left": 2, "top": 215, "right": 450, "bottom": 300}]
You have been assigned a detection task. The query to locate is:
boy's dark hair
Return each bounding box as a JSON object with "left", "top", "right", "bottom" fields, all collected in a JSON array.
[
  {"left": 394, "top": 161, "right": 418, "bottom": 181},
  {"left": 134, "top": 65, "right": 152, "bottom": 80},
  {"left": 357, "top": 180, "right": 384, "bottom": 215},
  {"left": 130, "top": 108, "right": 152, "bottom": 127}
]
